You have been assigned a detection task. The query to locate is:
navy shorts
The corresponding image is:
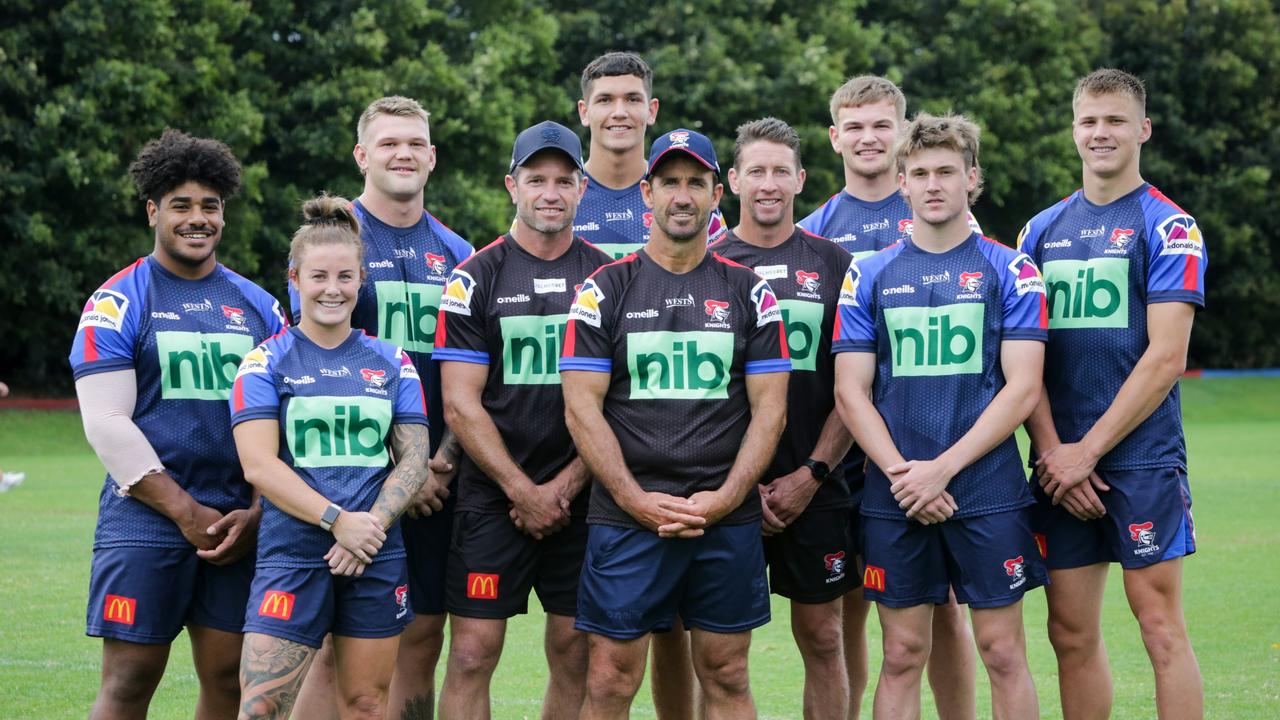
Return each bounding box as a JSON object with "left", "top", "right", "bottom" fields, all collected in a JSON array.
[
  {"left": 445, "top": 511, "right": 587, "bottom": 619},
  {"left": 86, "top": 545, "right": 254, "bottom": 644},
  {"left": 576, "top": 522, "right": 770, "bottom": 640},
  {"left": 1031, "top": 467, "right": 1196, "bottom": 570},
  {"left": 401, "top": 490, "right": 455, "bottom": 615},
  {"left": 242, "top": 559, "right": 412, "bottom": 649},
  {"left": 862, "top": 509, "right": 1047, "bottom": 609},
  {"left": 764, "top": 507, "right": 860, "bottom": 603}
]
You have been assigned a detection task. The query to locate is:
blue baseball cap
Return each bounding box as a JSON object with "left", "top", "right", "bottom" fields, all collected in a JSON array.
[
  {"left": 509, "top": 121, "right": 585, "bottom": 173},
  {"left": 645, "top": 128, "right": 720, "bottom": 179}
]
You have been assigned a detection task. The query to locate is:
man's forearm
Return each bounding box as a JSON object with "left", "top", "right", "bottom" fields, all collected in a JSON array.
[
  {"left": 446, "top": 399, "right": 536, "bottom": 501},
  {"left": 938, "top": 374, "right": 1041, "bottom": 475},
  {"left": 1023, "top": 387, "right": 1061, "bottom": 455},
  {"left": 372, "top": 423, "right": 432, "bottom": 528},
  {"left": 549, "top": 456, "right": 591, "bottom": 502},
  {"left": 433, "top": 426, "right": 461, "bottom": 466},
  {"left": 1079, "top": 345, "right": 1185, "bottom": 462},
  {"left": 839, "top": 391, "right": 907, "bottom": 472},
  {"left": 129, "top": 471, "right": 203, "bottom": 527},
  {"left": 810, "top": 408, "right": 855, "bottom": 467},
  {"left": 722, "top": 407, "right": 787, "bottom": 507},
  {"left": 563, "top": 386, "right": 645, "bottom": 511}
]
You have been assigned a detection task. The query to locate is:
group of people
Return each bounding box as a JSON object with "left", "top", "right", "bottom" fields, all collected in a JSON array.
[{"left": 70, "top": 50, "right": 1205, "bottom": 720}]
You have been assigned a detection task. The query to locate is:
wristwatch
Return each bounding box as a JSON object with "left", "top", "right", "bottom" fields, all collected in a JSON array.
[
  {"left": 319, "top": 503, "right": 343, "bottom": 532},
  {"left": 802, "top": 458, "right": 832, "bottom": 482}
]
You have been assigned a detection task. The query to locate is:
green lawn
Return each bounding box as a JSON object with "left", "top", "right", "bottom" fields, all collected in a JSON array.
[{"left": 1, "top": 377, "right": 1277, "bottom": 718}]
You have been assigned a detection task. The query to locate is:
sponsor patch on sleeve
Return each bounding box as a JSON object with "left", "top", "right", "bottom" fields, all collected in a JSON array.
[
  {"left": 1007, "top": 254, "right": 1046, "bottom": 296},
  {"left": 78, "top": 289, "right": 130, "bottom": 332},
  {"left": 1156, "top": 214, "right": 1204, "bottom": 258},
  {"left": 750, "top": 280, "right": 782, "bottom": 328},
  {"left": 235, "top": 346, "right": 271, "bottom": 378},
  {"left": 398, "top": 349, "right": 419, "bottom": 380},
  {"left": 838, "top": 262, "right": 862, "bottom": 306},
  {"left": 438, "top": 269, "right": 477, "bottom": 316},
  {"left": 568, "top": 278, "right": 605, "bottom": 328}
]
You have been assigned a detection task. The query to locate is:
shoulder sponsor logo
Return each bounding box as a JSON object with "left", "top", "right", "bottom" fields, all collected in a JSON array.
[
  {"left": 1156, "top": 214, "right": 1204, "bottom": 258},
  {"left": 158, "top": 332, "right": 255, "bottom": 400},
  {"left": 627, "top": 330, "right": 734, "bottom": 400},
  {"left": 426, "top": 253, "right": 448, "bottom": 276},
  {"left": 496, "top": 293, "right": 531, "bottom": 304},
  {"left": 393, "top": 247, "right": 416, "bottom": 260},
  {"left": 500, "top": 314, "right": 568, "bottom": 385},
  {"left": 863, "top": 565, "right": 886, "bottom": 592},
  {"left": 573, "top": 221, "right": 601, "bottom": 232},
  {"left": 467, "top": 572, "right": 499, "bottom": 600},
  {"left": 862, "top": 217, "right": 890, "bottom": 232},
  {"left": 881, "top": 284, "right": 916, "bottom": 296},
  {"left": 605, "top": 208, "right": 634, "bottom": 223},
  {"left": 439, "top": 269, "right": 477, "bottom": 317},
  {"left": 395, "top": 584, "right": 410, "bottom": 619},
  {"left": 286, "top": 395, "right": 392, "bottom": 468},
  {"left": 283, "top": 374, "right": 315, "bottom": 385},
  {"left": 1007, "top": 254, "right": 1046, "bottom": 296},
  {"left": 150, "top": 310, "right": 181, "bottom": 321},
  {"left": 883, "top": 303, "right": 984, "bottom": 377},
  {"left": 921, "top": 270, "right": 951, "bottom": 285},
  {"left": 664, "top": 294, "right": 695, "bottom": 309},
  {"left": 795, "top": 270, "right": 821, "bottom": 294},
  {"left": 258, "top": 590, "right": 295, "bottom": 620},
  {"left": 236, "top": 347, "right": 271, "bottom": 379},
  {"left": 398, "top": 350, "right": 420, "bottom": 380},
  {"left": 1079, "top": 225, "right": 1106, "bottom": 239},
  {"left": 625, "top": 309, "right": 659, "bottom": 319},
  {"left": 1043, "top": 239, "right": 1072, "bottom": 249},
  {"left": 533, "top": 277, "right": 567, "bottom": 294},
  {"left": 182, "top": 298, "right": 213, "bottom": 313},
  {"left": 79, "top": 289, "right": 131, "bottom": 332},
  {"left": 838, "top": 263, "right": 861, "bottom": 306},
  {"left": 1004, "top": 555, "right": 1027, "bottom": 589},
  {"left": 1129, "top": 521, "right": 1160, "bottom": 556},
  {"left": 568, "top": 278, "right": 605, "bottom": 327},
  {"left": 320, "top": 366, "right": 351, "bottom": 378},
  {"left": 1042, "top": 258, "right": 1129, "bottom": 329},
  {"left": 754, "top": 264, "right": 788, "bottom": 281},
  {"left": 1106, "top": 228, "right": 1134, "bottom": 254},
  {"left": 369, "top": 259, "right": 395, "bottom": 269},
  {"left": 750, "top": 281, "right": 782, "bottom": 327},
  {"left": 103, "top": 594, "right": 136, "bottom": 625}
]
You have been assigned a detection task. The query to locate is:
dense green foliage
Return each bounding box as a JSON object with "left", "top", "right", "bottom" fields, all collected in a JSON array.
[{"left": 3, "top": 0, "right": 1277, "bottom": 387}]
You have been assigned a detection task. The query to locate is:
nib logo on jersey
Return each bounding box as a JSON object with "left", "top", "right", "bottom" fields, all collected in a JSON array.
[
  {"left": 500, "top": 314, "right": 568, "bottom": 385},
  {"left": 1004, "top": 556, "right": 1027, "bottom": 590},
  {"left": 777, "top": 299, "right": 825, "bottom": 371},
  {"left": 1042, "top": 258, "right": 1128, "bottom": 329},
  {"left": 1129, "top": 521, "right": 1160, "bottom": 557},
  {"left": 156, "top": 331, "right": 254, "bottom": 400},
  {"left": 377, "top": 280, "right": 446, "bottom": 355},
  {"left": 883, "top": 303, "right": 984, "bottom": 377},
  {"left": 823, "top": 551, "right": 846, "bottom": 584},
  {"left": 704, "top": 299, "right": 731, "bottom": 328},
  {"left": 286, "top": 396, "right": 392, "bottom": 468},
  {"left": 626, "top": 331, "right": 733, "bottom": 400}
]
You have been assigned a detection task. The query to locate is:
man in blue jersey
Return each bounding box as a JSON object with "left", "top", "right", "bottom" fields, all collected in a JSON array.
[
  {"left": 833, "top": 114, "right": 1048, "bottom": 719},
  {"left": 290, "top": 95, "right": 473, "bottom": 720},
  {"left": 800, "top": 75, "right": 977, "bottom": 719},
  {"left": 70, "top": 130, "right": 287, "bottom": 719},
  {"left": 1019, "top": 68, "right": 1205, "bottom": 720}
]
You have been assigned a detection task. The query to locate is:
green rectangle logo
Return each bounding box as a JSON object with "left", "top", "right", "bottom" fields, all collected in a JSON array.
[
  {"left": 500, "top": 314, "right": 568, "bottom": 385},
  {"left": 1042, "top": 258, "right": 1129, "bottom": 329},
  {"left": 286, "top": 395, "right": 392, "bottom": 468},
  {"left": 626, "top": 331, "right": 733, "bottom": 399},
  {"left": 376, "top": 280, "right": 444, "bottom": 354},
  {"left": 156, "top": 332, "right": 255, "bottom": 400},
  {"left": 778, "top": 299, "right": 826, "bottom": 372},
  {"left": 883, "top": 303, "right": 984, "bottom": 377}
]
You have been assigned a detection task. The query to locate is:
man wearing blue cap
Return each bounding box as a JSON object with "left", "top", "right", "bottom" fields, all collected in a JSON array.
[
  {"left": 561, "top": 129, "right": 791, "bottom": 718},
  {"left": 435, "top": 120, "right": 613, "bottom": 720}
]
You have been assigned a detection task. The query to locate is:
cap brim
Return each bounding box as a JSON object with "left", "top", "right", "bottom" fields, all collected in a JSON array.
[{"left": 645, "top": 147, "right": 718, "bottom": 178}]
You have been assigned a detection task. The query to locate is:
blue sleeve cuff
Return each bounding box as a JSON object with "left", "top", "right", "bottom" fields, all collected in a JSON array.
[
  {"left": 745, "top": 358, "right": 792, "bottom": 374},
  {"left": 432, "top": 348, "right": 491, "bottom": 365},
  {"left": 231, "top": 407, "right": 280, "bottom": 425},
  {"left": 1003, "top": 328, "right": 1048, "bottom": 342},
  {"left": 392, "top": 414, "right": 429, "bottom": 427},
  {"left": 1148, "top": 291, "right": 1205, "bottom": 308},
  {"left": 70, "top": 358, "right": 135, "bottom": 380},
  {"left": 831, "top": 340, "right": 875, "bottom": 354},
  {"left": 559, "top": 357, "right": 613, "bottom": 373}
]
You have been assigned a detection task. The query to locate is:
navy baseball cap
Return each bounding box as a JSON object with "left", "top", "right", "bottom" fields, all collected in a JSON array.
[
  {"left": 645, "top": 128, "right": 720, "bottom": 178},
  {"left": 509, "top": 121, "right": 584, "bottom": 173}
]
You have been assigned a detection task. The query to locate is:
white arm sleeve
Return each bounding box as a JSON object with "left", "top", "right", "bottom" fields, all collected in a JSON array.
[{"left": 75, "top": 369, "right": 166, "bottom": 496}]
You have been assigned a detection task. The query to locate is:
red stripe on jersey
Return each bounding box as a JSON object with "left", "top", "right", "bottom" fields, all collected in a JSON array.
[
  {"left": 832, "top": 312, "right": 843, "bottom": 342},
  {"left": 711, "top": 252, "right": 749, "bottom": 270},
  {"left": 562, "top": 319, "right": 578, "bottom": 358},
  {"left": 103, "top": 258, "right": 145, "bottom": 289},
  {"left": 232, "top": 376, "right": 245, "bottom": 413},
  {"left": 83, "top": 326, "right": 99, "bottom": 362},
  {"left": 1182, "top": 254, "right": 1199, "bottom": 292},
  {"left": 776, "top": 322, "right": 790, "bottom": 359},
  {"left": 1039, "top": 292, "right": 1049, "bottom": 329},
  {"left": 1146, "top": 186, "right": 1187, "bottom": 214},
  {"left": 433, "top": 312, "right": 449, "bottom": 349}
]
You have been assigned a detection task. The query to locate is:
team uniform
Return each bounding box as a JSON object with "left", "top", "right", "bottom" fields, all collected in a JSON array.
[
  {"left": 69, "top": 256, "right": 287, "bottom": 642},
  {"left": 799, "top": 190, "right": 983, "bottom": 261},
  {"left": 573, "top": 174, "right": 726, "bottom": 260},
  {"left": 709, "top": 227, "right": 858, "bottom": 602},
  {"left": 229, "top": 327, "right": 427, "bottom": 648},
  {"left": 432, "top": 234, "right": 612, "bottom": 618},
  {"left": 1017, "top": 184, "right": 1205, "bottom": 569},
  {"left": 833, "top": 233, "right": 1049, "bottom": 608},
  {"left": 290, "top": 199, "right": 473, "bottom": 615},
  {"left": 560, "top": 249, "right": 791, "bottom": 637}
]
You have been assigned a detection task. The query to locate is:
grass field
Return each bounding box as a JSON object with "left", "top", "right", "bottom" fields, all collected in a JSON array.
[{"left": 1, "top": 377, "right": 1277, "bottom": 718}]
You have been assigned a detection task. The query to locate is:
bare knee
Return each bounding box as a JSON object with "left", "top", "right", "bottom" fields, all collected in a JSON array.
[
  {"left": 1133, "top": 607, "right": 1187, "bottom": 667},
  {"left": 587, "top": 657, "right": 644, "bottom": 701},
  {"left": 796, "top": 625, "right": 844, "bottom": 665},
  {"left": 100, "top": 655, "right": 166, "bottom": 706},
  {"left": 881, "top": 632, "right": 930, "bottom": 678},
  {"left": 1046, "top": 610, "right": 1100, "bottom": 659},
  {"left": 343, "top": 690, "right": 387, "bottom": 719},
  {"left": 446, "top": 632, "right": 502, "bottom": 678},
  {"left": 547, "top": 628, "right": 588, "bottom": 677},
  {"left": 696, "top": 652, "right": 751, "bottom": 698},
  {"left": 975, "top": 632, "right": 1027, "bottom": 681}
]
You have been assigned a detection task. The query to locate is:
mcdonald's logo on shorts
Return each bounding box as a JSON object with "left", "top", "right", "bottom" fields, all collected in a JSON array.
[
  {"left": 863, "top": 565, "right": 886, "bottom": 592},
  {"left": 258, "top": 590, "right": 295, "bottom": 621},
  {"left": 466, "top": 573, "right": 499, "bottom": 600},
  {"left": 103, "top": 594, "right": 136, "bottom": 625}
]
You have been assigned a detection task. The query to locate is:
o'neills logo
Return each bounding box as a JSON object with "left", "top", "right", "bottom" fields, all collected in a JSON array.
[
  {"left": 467, "top": 573, "right": 499, "bottom": 600},
  {"left": 258, "top": 590, "right": 295, "bottom": 620},
  {"left": 881, "top": 284, "right": 916, "bottom": 295},
  {"left": 103, "top": 594, "right": 136, "bottom": 625},
  {"left": 1044, "top": 239, "right": 1072, "bottom": 249}
]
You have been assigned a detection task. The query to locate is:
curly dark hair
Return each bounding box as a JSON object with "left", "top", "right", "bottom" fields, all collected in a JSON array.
[{"left": 128, "top": 128, "right": 242, "bottom": 203}]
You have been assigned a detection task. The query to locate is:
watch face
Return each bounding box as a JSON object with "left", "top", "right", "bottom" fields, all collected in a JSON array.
[{"left": 807, "top": 460, "right": 830, "bottom": 480}]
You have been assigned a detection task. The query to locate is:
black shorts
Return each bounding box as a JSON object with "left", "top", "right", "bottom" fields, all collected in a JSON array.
[
  {"left": 764, "top": 507, "right": 860, "bottom": 603},
  {"left": 401, "top": 491, "right": 455, "bottom": 615},
  {"left": 444, "top": 511, "right": 587, "bottom": 619}
]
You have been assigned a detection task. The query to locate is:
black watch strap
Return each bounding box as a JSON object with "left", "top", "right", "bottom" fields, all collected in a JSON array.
[{"left": 802, "top": 458, "right": 831, "bottom": 482}]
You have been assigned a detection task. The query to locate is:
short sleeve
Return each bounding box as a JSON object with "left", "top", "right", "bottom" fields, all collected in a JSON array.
[
  {"left": 743, "top": 279, "right": 791, "bottom": 374},
  {"left": 393, "top": 349, "right": 429, "bottom": 424},
  {"left": 560, "top": 274, "right": 615, "bottom": 373},
  {"left": 1000, "top": 253, "right": 1049, "bottom": 341},
  {"left": 69, "top": 266, "right": 144, "bottom": 379},
  {"left": 832, "top": 258, "right": 876, "bottom": 353},
  {"left": 230, "top": 345, "right": 280, "bottom": 423},
  {"left": 433, "top": 266, "right": 491, "bottom": 364},
  {"left": 1146, "top": 212, "right": 1206, "bottom": 307}
]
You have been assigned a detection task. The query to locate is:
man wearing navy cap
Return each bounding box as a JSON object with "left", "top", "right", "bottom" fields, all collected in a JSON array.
[
  {"left": 435, "top": 120, "right": 613, "bottom": 719},
  {"left": 562, "top": 129, "right": 791, "bottom": 718}
]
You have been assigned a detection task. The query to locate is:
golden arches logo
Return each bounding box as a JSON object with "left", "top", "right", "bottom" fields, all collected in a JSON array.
[
  {"left": 103, "top": 594, "right": 136, "bottom": 625},
  {"left": 863, "top": 565, "right": 886, "bottom": 592},
  {"left": 466, "top": 573, "right": 499, "bottom": 600},
  {"left": 258, "top": 590, "right": 295, "bottom": 620}
]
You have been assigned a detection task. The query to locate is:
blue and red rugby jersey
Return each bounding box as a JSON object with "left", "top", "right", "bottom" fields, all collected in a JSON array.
[
  {"left": 573, "top": 174, "right": 727, "bottom": 260},
  {"left": 799, "top": 190, "right": 983, "bottom": 262}
]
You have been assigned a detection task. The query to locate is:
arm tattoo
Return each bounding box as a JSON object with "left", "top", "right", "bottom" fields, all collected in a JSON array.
[
  {"left": 435, "top": 427, "right": 461, "bottom": 466},
  {"left": 373, "top": 423, "right": 431, "bottom": 525},
  {"left": 238, "top": 633, "right": 316, "bottom": 719}
]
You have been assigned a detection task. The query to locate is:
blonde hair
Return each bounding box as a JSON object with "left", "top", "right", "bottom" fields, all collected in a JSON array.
[
  {"left": 829, "top": 75, "right": 907, "bottom": 125},
  {"left": 1074, "top": 68, "right": 1147, "bottom": 114},
  {"left": 895, "top": 113, "right": 985, "bottom": 204},
  {"left": 289, "top": 194, "right": 363, "bottom": 271},
  {"left": 356, "top": 96, "right": 431, "bottom": 145}
]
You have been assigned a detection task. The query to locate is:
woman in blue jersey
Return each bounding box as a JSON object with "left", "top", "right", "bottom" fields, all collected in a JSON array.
[{"left": 229, "top": 195, "right": 430, "bottom": 719}]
